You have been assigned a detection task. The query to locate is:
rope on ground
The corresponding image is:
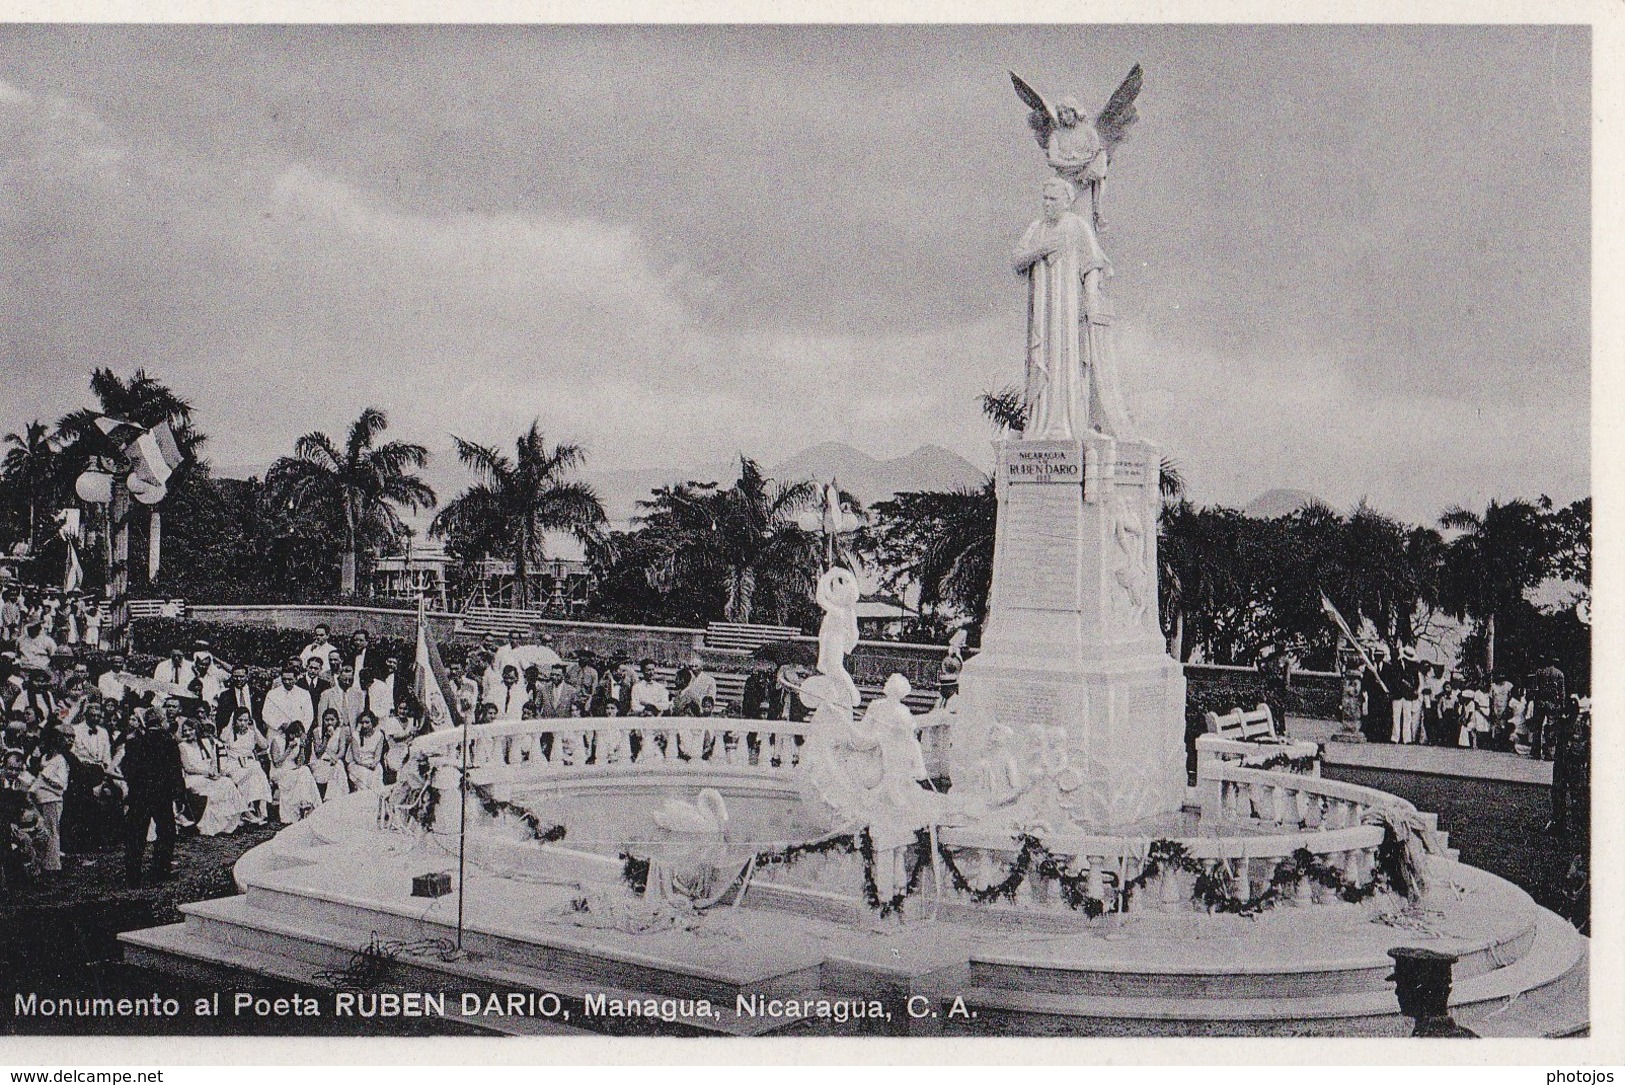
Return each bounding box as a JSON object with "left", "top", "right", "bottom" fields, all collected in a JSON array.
[{"left": 312, "top": 931, "right": 471, "bottom": 990}]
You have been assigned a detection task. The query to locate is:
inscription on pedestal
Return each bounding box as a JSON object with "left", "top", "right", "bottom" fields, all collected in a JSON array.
[
  {"left": 1112, "top": 460, "right": 1147, "bottom": 486},
  {"left": 997, "top": 484, "right": 1080, "bottom": 609},
  {"left": 999, "top": 680, "right": 1065, "bottom": 731},
  {"left": 1006, "top": 442, "right": 1084, "bottom": 486}
]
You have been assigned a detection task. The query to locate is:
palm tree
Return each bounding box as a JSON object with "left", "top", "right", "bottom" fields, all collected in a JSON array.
[
  {"left": 267, "top": 408, "right": 436, "bottom": 595},
  {"left": 430, "top": 421, "right": 605, "bottom": 608},
  {"left": 1438, "top": 499, "right": 1552, "bottom": 672},
  {"left": 2, "top": 421, "right": 58, "bottom": 551},
  {"left": 636, "top": 458, "right": 821, "bottom": 625}
]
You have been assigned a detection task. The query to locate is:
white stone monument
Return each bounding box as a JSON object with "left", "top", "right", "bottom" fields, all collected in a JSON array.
[{"left": 952, "top": 70, "right": 1186, "bottom": 828}]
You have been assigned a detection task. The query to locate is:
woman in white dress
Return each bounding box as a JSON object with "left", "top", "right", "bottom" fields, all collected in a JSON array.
[
  {"left": 223, "top": 708, "right": 271, "bottom": 825},
  {"left": 346, "top": 711, "right": 385, "bottom": 792},
  {"left": 269, "top": 719, "right": 321, "bottom": 824},
  {"left": 177, "top": 720, "right": 247, "bottom": 836},
  {"left": 309, "top": 707, "right": 350, "bottom": 800}
]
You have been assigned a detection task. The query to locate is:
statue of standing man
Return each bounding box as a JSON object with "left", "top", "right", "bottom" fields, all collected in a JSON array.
[{"left": 1013, "top": 177, "right": 1132, "bottom": 439}]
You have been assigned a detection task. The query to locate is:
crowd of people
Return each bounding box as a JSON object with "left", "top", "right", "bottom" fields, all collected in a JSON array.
[
  {"left": 1353, "top": 642, "right": 1584, "bottom": 759},
  {"left": 446, "top": 628, "right": 794, "bottom": 725},
  {"left": 0, "top": 592, "right": 810, "bottom": 893}
]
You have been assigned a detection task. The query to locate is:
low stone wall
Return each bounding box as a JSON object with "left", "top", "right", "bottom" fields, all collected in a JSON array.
[
  {"left": 175, "top": 605, "right": 1346, "bottom": 721},
  {"left": 188, "top": 603, "right": 453, "bottom": 642},
  {"left": 1186, "top": 663, "right": 1345, "bottom": 720}
]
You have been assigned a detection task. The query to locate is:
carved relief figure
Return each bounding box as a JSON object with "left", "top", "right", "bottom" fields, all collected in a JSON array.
[{"left": 1109, "top": 489, "right": 1151, "bottom": 619}]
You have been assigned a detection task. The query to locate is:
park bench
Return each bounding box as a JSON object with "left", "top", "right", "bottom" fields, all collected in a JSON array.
[
  {"left": 703, "top": 621, "right": 802, "bottom": 652},
  {"left": 456, "top": 606, "right": 542, "bottom": 640},
  {"left": 1196, "top": 703, "right": 1321, "bottom": 775},
  {"left": 127, "top": 598, "right": 188, "bottom": 620}
]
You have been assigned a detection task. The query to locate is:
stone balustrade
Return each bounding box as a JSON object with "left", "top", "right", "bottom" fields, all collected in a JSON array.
[
  {"left": 410, "top": 716, "right": 816, "bottom": 782},
  {"left": 398, "top": 719, "right": 1408, "bottom": 919}
]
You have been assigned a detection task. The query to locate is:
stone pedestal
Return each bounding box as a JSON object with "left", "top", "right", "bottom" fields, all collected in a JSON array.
[{"left": 953, "top": 434, "right": 1187, "bottom": 828}]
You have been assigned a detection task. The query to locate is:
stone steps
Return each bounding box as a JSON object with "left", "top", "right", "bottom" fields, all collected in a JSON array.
[
  {"left": 953, "top": 907, "right": 1586, "bottom": 1032},
  {"left": 239, "top": 881, "right": 825, "bottom": 1009},
  {"left": 968, "top": 912, "right": 1536, "bottom": 1001},
  {"left": 120, "top": 922, "right": 583, "bottom": 1037},
  {"left": 121, "top": 894, "right": 793, "bottom": 1036}
]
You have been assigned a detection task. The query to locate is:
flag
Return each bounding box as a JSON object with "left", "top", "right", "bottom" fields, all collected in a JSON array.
[
  {"left": 56, "top": 509, "right": 83, "bottom": 591},
  {"left": 415, "top": 599, "right": 456, "bottom": 731},
  {"left": 1320, "top": 591, "right": 1387, "bottom": 694},
  {"left": 92, "top": 416, "right": 145, "bottom": 453},
  {"left": 129, "top": 421, "right": 185, "bottom": 488}
]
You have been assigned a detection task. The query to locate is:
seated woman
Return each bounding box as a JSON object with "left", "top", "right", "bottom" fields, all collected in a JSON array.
[
  {"left": 346, "top": 711, "right": 386, "bottom": 792},
  {"left": 309, "top": 707, "right": 350, "bottom": 800},
  {"left": 269, "top": 719, "right": 321, "bottom": 824},
  {"left": 223, "top": 708, "right": 271, "bottom": 826},
  {"left": 177, "top": 720, "right": 248, "bottom": 836},
  {"left": 380, "top": 701, "right": 427, "bottom": 785}
]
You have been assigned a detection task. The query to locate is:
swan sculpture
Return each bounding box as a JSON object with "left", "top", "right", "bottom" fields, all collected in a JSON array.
[{"left": 652, "top": 788, "right": 730, "bottom": 835}]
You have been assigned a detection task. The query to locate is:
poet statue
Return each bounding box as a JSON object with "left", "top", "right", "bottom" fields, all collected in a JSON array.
[{"left": 1013, "top": 177, "right": 1133, "bottom": 439}]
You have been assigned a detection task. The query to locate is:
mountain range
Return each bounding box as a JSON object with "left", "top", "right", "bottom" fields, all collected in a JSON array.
[{"left": 216, "top": 441, "right": 990, "bottom": 530}]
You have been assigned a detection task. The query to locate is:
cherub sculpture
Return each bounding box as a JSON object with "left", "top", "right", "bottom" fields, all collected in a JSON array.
[{"left": 1010, "top": 66, "right": 1143, "bottom": 232}]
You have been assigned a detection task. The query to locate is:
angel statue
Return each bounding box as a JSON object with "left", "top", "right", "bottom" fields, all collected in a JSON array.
[{"left": 1010, "top": 65, "right": 1143, "bottom": 234}]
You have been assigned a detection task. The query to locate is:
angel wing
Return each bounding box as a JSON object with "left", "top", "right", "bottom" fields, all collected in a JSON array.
[
  {"left": 1093, "top": 64, "right": 1143, "bottom": 155},
  {"left": 1009, "top": 70, "right": 1057, "bottom": 150}
]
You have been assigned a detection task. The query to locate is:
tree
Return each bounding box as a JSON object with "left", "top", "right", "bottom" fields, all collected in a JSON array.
[
  {"left": 1, "top": 421, "right": 58, "bottom": 551},
  {"left": 634, "top": 458, "right": 822, "bottom": 626},
  {"left": 430, "top": 421, "right": 605, "bottom": 608},
  {"left": 1438, "top": 499, "right": 1553, "bottom": 674},
  {"left": 906, "top": 481, "right": 999, "bottom": 630},
  {"left": 267, "top": 408, "right": 435, "bottom": 595},
  {"left": 53, "top": 368, "right": 206, "bottom": 589}
]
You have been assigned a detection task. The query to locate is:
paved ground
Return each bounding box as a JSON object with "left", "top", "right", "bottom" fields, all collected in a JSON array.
[{"left": 1288, "top": 716, "right": 1552, "bottom": 785}]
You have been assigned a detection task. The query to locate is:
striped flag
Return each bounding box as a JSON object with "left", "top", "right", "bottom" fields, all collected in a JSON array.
[
  {"left": 1320, "top": 591, "right": 1387, "bottom": 694},
  {"left": 415, "top": 597, "right": 456, "bottom": 731},
  {"left": 129, "top": 421, "right": 185, "bottom": 488}
]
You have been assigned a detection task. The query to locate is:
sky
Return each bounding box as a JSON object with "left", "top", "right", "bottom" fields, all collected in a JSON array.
[{"left": 0, "top": 24, "right": 1591, "bottom": 525}]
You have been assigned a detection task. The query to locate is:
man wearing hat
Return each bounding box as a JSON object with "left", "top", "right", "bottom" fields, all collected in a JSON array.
[
  {"left": 1387, "top": 947, "right": 1477, "bottom": 1037},
  {"left": 1361, "top": 643, "right": 1393, "bottom": 743},
  {"left": 1386, "top": 644, "right": 1423, "bottom": 745}
]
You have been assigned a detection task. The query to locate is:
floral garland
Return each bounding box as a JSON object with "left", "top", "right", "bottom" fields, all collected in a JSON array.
[
  {"left": 933, "top": 835, "right": 1109, "bottom": 917},
  {"left": 856, "top": 828, "right": 934, "bottom": 918},
  {"left": 934, "top": 832, "right": 1397, "bottom": 919},
  {"left": 465, "top": 777, "right": 567, "bottom": 845},
  {"left": 1238, "top": 750, "right": 1322, "bottom": 774},
  {"left": 619, "top": 827, "right": 933, "bottom": 918},
  {"left": 620, "top": 852, "right": 652, "bottom": 894},
  {"left": 392, "top": 767, "right": 565, "bottom": 845}
]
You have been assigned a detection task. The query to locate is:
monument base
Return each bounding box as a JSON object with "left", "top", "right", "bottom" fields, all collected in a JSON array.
[{"left": 952, "top": 432, "right": 1187, "bottom": 828}]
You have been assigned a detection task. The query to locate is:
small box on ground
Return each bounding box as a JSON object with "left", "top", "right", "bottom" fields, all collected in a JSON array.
[{"left": 412, "top": 871, "right": 453, "bottom": 898}]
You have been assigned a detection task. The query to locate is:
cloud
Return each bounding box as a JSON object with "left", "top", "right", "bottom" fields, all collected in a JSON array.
[{"left": 0, "top": 25, "right": 1591, "bottom": 529}]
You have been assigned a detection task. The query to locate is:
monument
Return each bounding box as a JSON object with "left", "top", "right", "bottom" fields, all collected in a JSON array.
[
  {"left": 116, "top": 62, "right": 1587, "bottom": 1041},
  {"left": 951, "top": 68, "right": 1186, "bottom": 828}
]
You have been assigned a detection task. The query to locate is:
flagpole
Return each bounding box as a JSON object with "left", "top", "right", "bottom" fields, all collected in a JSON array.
[
  {"left": 1321, "top": 591, "right": 1388, "bottom": 695},
  {"left": 437, "top": 590, "right": 471, "bottom": 952}
]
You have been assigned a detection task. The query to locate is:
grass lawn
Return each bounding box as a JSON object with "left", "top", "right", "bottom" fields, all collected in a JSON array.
[
  {"left": 1322, "top": 765, "right": 1586, "bottom": 918},
  {"left": 1, "top": 824, "right": 463, "bottom": 1036}
]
